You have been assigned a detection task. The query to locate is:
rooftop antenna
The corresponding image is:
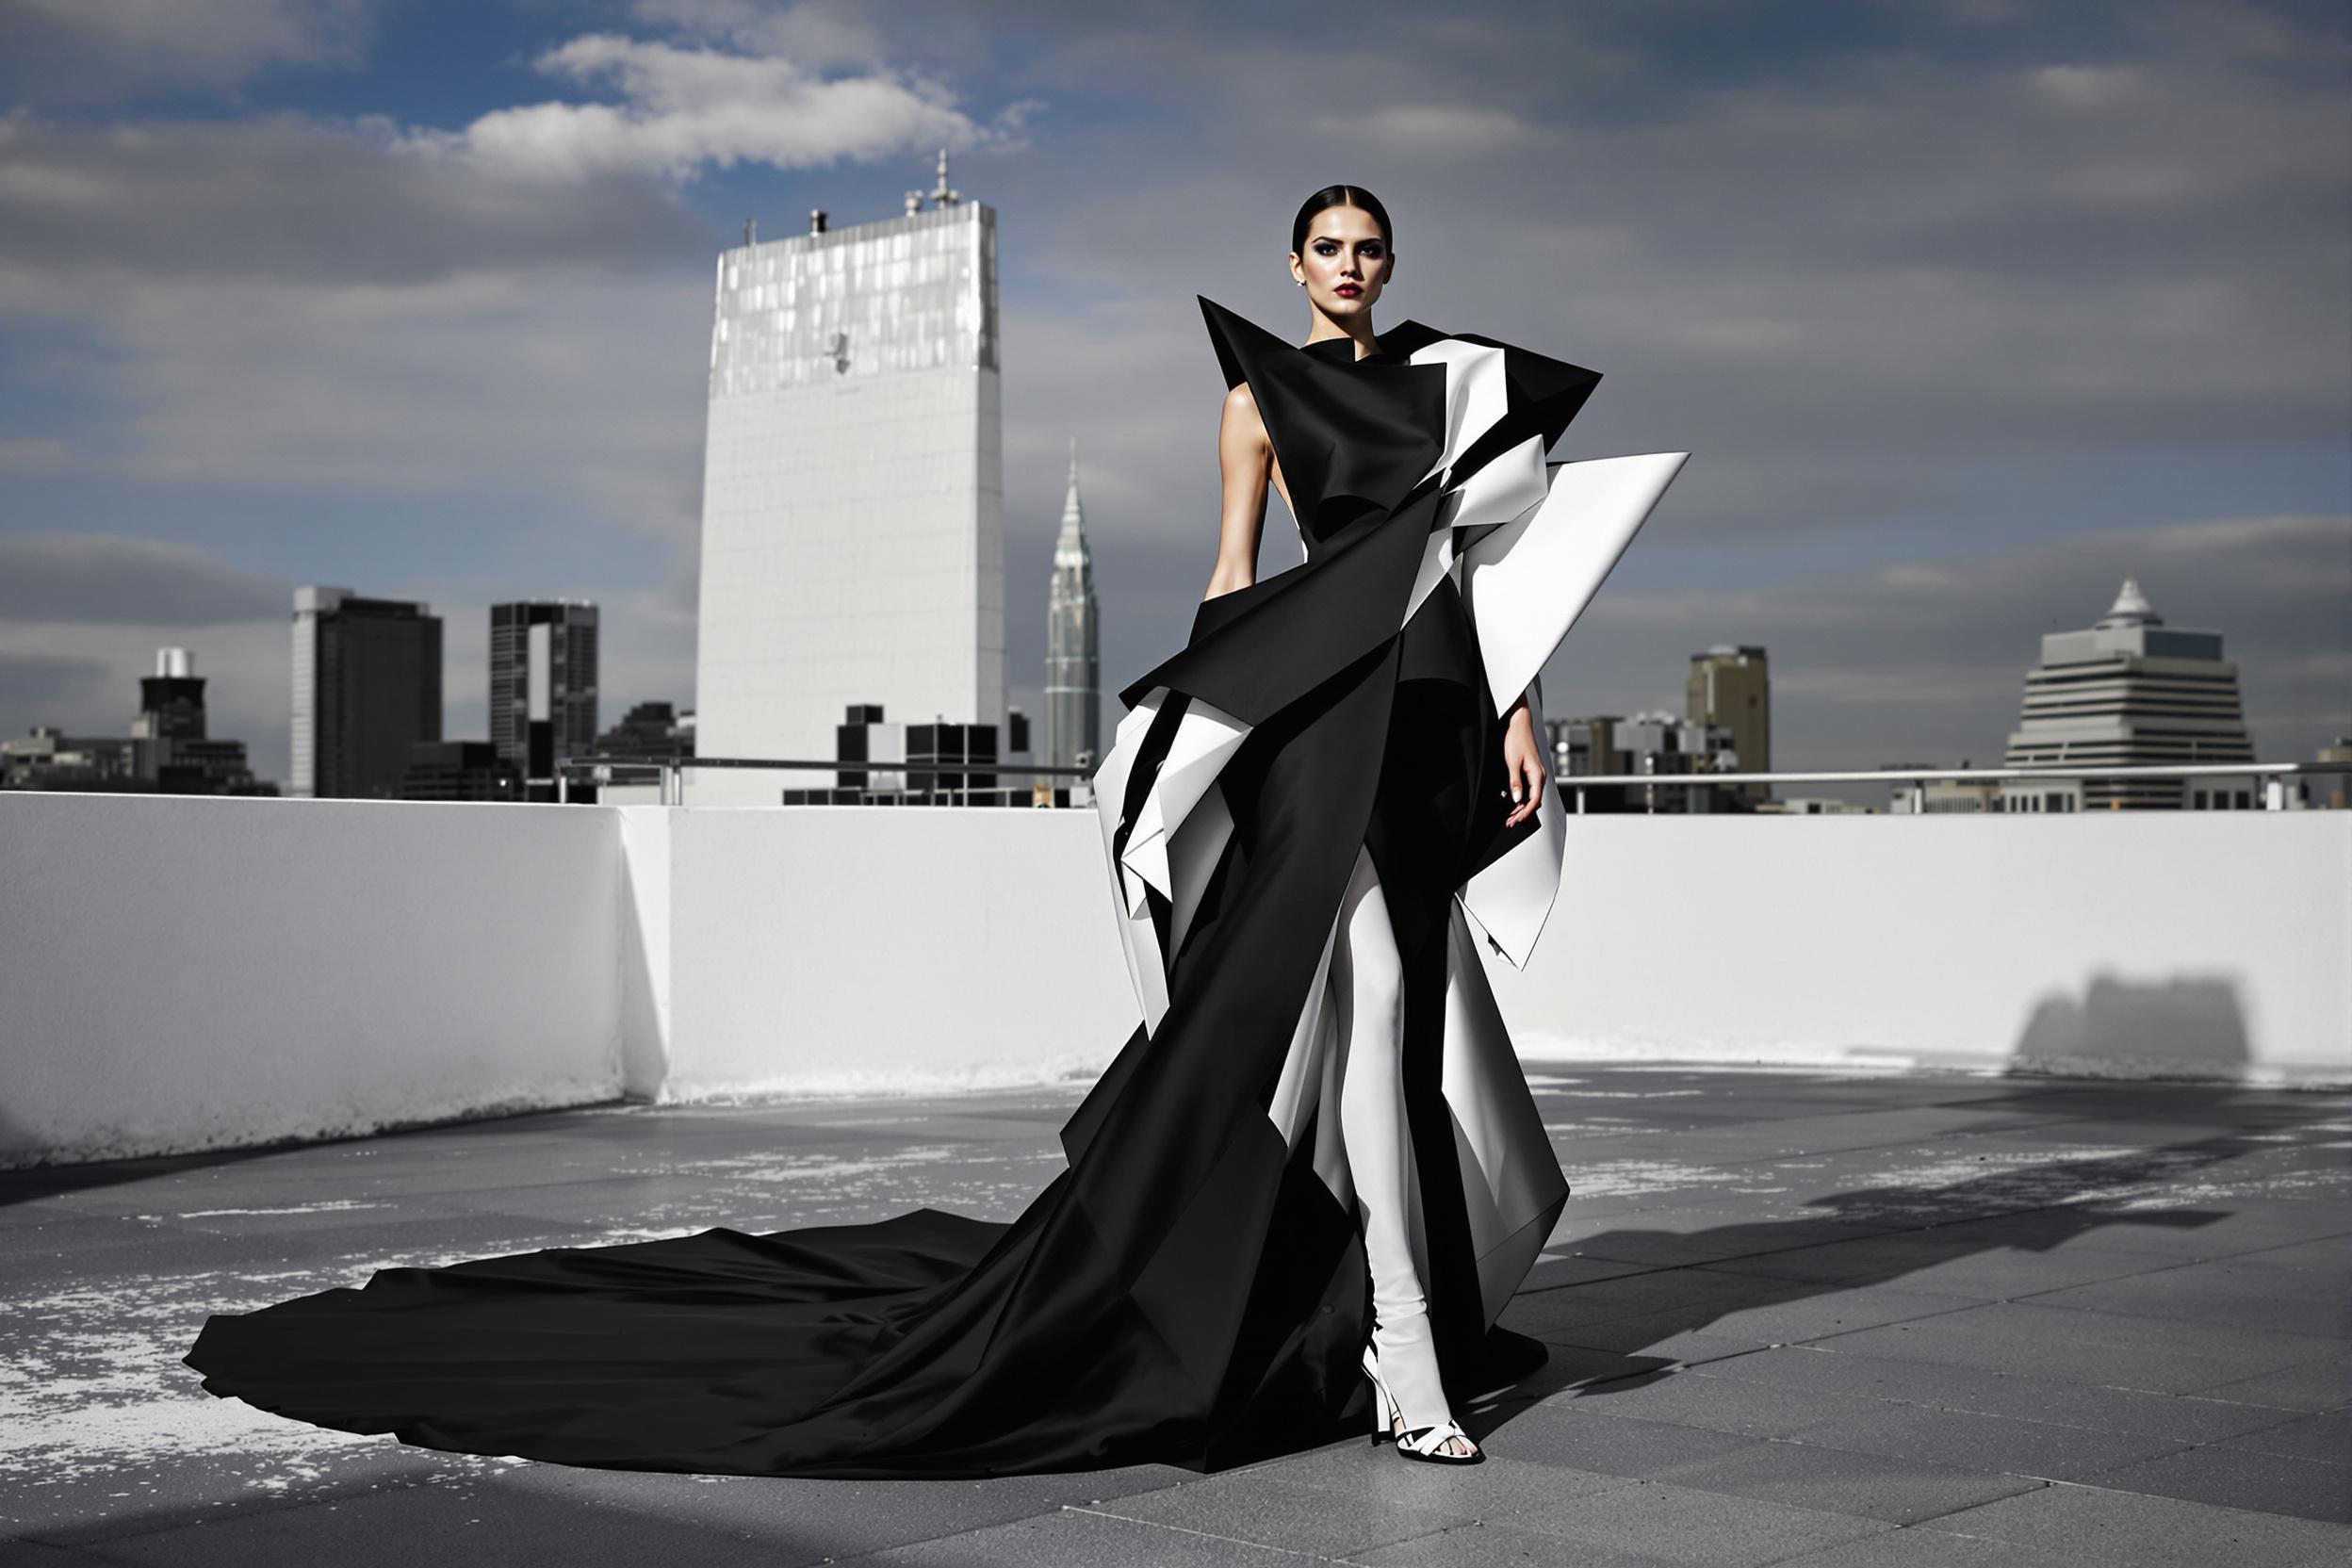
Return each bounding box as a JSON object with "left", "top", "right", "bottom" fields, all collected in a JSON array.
[
  {"left": 743, "top": 216, "right": 757, "bottom": 246},
  {"left": 931, "top": 147, "right": 960, "bottom": 207}
]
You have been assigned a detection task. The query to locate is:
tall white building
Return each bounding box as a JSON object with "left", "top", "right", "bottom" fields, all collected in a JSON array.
[
  {"left": 692, "top": 155, "right": 1004, "bottom": 805},
  {"left": 2000, "top": 577, "right": 2257, "bottom": 811},
  {"left": 1043, "top": 439, "right": 1101, "bottom": 776}
]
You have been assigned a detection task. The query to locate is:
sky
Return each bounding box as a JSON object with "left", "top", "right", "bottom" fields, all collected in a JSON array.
[{"left": 0, "top": 0, "right": 2344, "bottom": 797}]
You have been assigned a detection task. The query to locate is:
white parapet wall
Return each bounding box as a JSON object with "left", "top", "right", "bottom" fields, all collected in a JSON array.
[
  {"left": 1494, "top": 810, "right": 2351, "bottom": 1086},
  {"left": 3, "top": 794, "right": 2344, "bottom": 1167},
  {"left": 619, "top": 806, "right": 1141, "bottom": 1100},
  {"left": 0, "top": 792, "right": 625, "bottom": 1167}
]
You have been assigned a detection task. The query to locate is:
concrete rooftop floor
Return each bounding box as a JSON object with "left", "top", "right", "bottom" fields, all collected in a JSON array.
[{"left": 3, "top": 1065, "right": 2346, "bottom": 1567}]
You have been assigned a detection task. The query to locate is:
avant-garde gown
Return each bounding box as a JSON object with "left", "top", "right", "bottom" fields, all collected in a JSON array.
[{"left": 183, "top": 298, "right": 1687, "bottom": 1479}]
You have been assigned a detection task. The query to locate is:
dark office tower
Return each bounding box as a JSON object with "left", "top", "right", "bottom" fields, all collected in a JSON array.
[
  {"left": 596, "top": 700, "right": 694, "bottom": 762},
  {"left": 1689, "top": 644, "right": 1771, "bottom": 804},
  {"left": 131, "top": 645, "right": 261, "bottom": 794},
  {"left": 400, "top": 741, "right": 522, "bottom": 802},
  {"left": 131, "top": 645, "right": 205, "bottom": 769},
  {"left": 1043, "top": 439, "right": 1101, "bottom": 775},
  {"left": 291, "top": 587, "right": 442, "bottom": 800},
  {"left": 491, "top": 601, "right": 599, "bottom": 799}
]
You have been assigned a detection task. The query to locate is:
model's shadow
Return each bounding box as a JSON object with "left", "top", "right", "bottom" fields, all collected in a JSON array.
[
  {"left": 0, "top": 1102, "right": 615, "bottom": 1207},
  {"left": 2005, "top": 972, "right": 2251, "bottom": 1082},
  {"left": 1471, "top": 1085, "right": 2336, "bottom": 1433}
]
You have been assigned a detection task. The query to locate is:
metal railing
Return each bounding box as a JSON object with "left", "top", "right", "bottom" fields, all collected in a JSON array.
[
  {"left": 1557, "top": 760, "right": 2350, "bottom": 813},
  {"left": 555, "top": 755, "right": 1098, "bottom": 807},
  {"left": 557, "top": 754, "right": 2348, "bottom": 812}
]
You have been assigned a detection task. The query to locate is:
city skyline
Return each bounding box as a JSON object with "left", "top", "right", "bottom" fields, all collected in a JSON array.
[
  {"left": 0, "top": 2, "right": 2343, "bottom": 800},
  {"left": 2, "top": 557, "right": 2327, "bottom": 808}
]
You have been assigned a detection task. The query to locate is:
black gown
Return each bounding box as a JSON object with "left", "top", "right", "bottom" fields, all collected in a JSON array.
[{"left": 182, "top": 297, "right": 1688, "bottom": 1478}]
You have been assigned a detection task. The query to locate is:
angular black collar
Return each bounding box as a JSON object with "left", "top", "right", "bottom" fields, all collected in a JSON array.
[{"left": 1299, "top": 334, "right": 1383, "bottom": 366}]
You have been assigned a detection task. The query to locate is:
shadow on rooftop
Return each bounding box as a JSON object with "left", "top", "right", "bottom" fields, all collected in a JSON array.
[
  {"left": 0, "top": 1101, "right": 626, "bottom": 1206},
  {"left": 1476, "top": 1087, "right": 2338, "bottom": 1435},
  {"left": 2005, "top": 971, "right": 2252, "bottom": 1083}
]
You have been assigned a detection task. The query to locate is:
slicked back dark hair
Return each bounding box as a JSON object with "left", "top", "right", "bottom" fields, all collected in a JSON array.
[{"left": 1290, "top": 186, "right": 1393, "bottom": 256}]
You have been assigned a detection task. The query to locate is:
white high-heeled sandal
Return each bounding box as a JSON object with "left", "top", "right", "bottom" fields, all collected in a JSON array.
[
  {"left": 1360, "top": 1343, "right": 1404, "bottom": 1446},
  {"left": 1361, "top": 1342, "right": 1482, "bottom": 1464}
]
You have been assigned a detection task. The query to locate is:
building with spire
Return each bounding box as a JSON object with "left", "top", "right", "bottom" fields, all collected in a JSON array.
[
  {"left": 2000, "top": 577, "right": 2257, "bottom": 811},
  {"left": 1043, "top": 438, "right": 1101, "bottom": 779},
  {"left": 692, "top": 150, "right": 1004, "bottom": 804}
]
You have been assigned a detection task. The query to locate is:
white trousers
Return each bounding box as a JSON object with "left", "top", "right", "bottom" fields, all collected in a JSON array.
[{"left": 1330, "top": 841, "right": 1456, "bottom": 1433}]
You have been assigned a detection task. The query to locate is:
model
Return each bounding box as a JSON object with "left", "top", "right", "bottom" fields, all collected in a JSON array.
[{"left": 182, "top": 185, "right": 1688, "bottom": 1478}]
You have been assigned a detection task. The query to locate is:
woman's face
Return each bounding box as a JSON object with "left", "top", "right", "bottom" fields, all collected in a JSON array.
[{"left": 1290, "top": 204, "right": 1392, "bottom": 320}]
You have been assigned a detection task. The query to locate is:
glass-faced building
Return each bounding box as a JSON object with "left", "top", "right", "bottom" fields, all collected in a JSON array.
[
  {"left": 491, "top": 600, "right": 599, "bottom": 796},
  {"left": 291, "top": 586, "right": 442, "bottom": 800},
  {"left": 692, "top": 180, "right": 1004, "bottom": 804}
]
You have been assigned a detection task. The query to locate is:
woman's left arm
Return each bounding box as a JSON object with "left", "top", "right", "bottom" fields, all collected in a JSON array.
[{"left": 1501, "top": 691, "right": 1545, "bottom": 828}]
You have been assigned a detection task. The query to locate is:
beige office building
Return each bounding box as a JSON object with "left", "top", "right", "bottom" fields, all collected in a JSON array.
[{"left": 1689, "top": 644, "right": 1771, "bottom": 803}]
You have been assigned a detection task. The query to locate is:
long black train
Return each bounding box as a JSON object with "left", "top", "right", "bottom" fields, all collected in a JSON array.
[{"left": 183, "top": 297, "right": 1687, "bottom": 1478}]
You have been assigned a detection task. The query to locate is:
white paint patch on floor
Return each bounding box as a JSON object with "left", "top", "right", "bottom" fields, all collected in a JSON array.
[
  {"left": 1566, "top": 1090, "right": 1709, "bottom": 1100},
  {"left": 1518, "top": 1037, "right": 1927, "bottom": 1074},
  {"left": 1549, "top": 1158, "right": 1736, "bottom": 1200},
  {"left": 626, "top": 1146, "right": 968, "bottom": 1184},
  {"left": 135, "top": 1201, "right": 393, "bottom": 1219},
  {"left": 1, "top": 1261, "right": 537, "bottom": 1511}
]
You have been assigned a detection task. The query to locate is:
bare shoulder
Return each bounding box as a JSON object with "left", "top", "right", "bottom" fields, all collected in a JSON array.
[{"left": 1220, "top": 381, "right": 1266, "bottom": 436}]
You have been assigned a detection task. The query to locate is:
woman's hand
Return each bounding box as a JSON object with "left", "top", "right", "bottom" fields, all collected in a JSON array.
[{"left": 1501, "top": 697, "right": 1547, "bottom": 828}]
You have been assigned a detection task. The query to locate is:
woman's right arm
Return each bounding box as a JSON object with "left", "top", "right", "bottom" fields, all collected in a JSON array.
[{"left": 1204, "top": 384, "right": 1270, "bottom": 601}]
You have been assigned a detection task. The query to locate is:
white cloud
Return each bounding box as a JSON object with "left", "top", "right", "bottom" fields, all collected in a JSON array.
[
  {"left": 0, "top": 112, "right": 711, "bottom": 532},
  {"left": 0, "top": 532, "right": 288, "bottom": 624},
  {"left": 0, "top": 109, "right": 702, "bottom": 288},
  {"left": 0, "top": 435, "right": 72, "bottom": 474},
  {"left": 0, "top": 613, "right": 288, "bottom": 776},
  {"left": 91, "top": 269, "right": 709, "bottom": 535},
  {"left": 403, "top": 32, "right": 1027, "bottom": 185},
  {"left": 2028, "top": 62, "right": 2148, "bottom": 112},
  {"left": 628, "top": 0, "right": 890, "bottom": 73},
  {"left": 0, "top": 0, "right": 372, "bottom": 101},
  {"left": 1312, "top": 105, "right": 1533, "bottom": 157},
  {"left": 0, "top": 534, "right": 294, "bottom": 775}
]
